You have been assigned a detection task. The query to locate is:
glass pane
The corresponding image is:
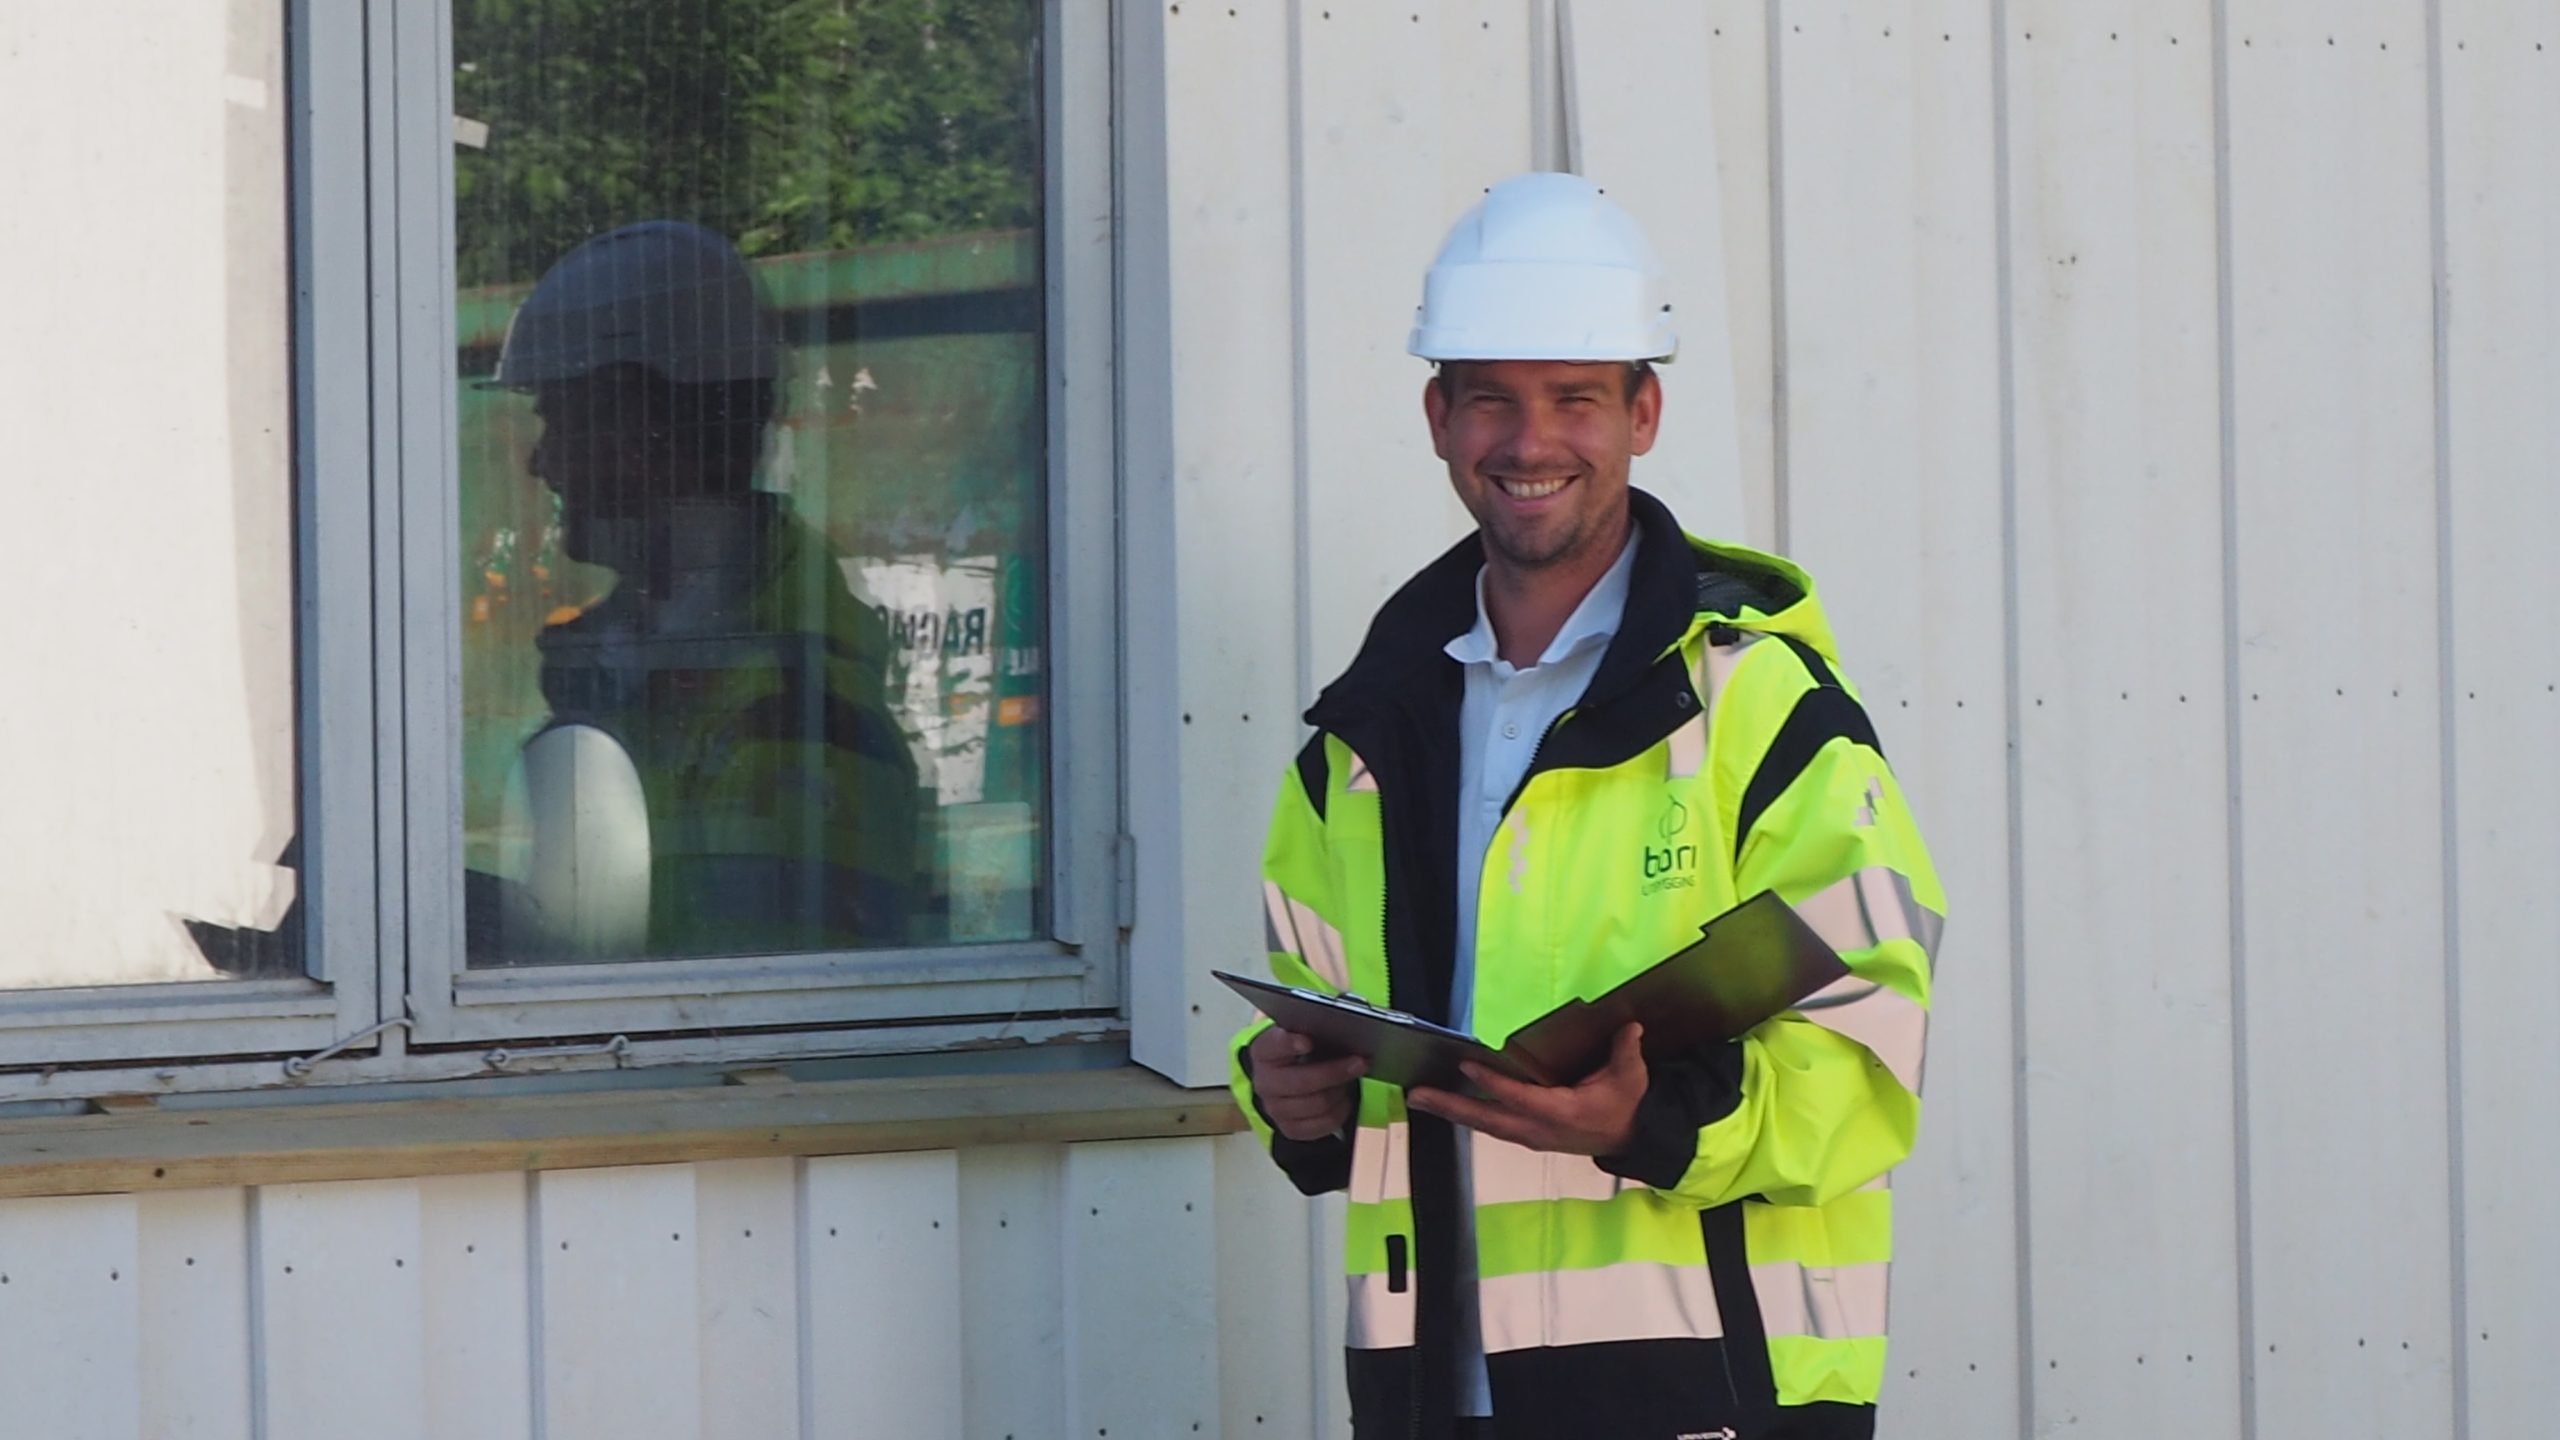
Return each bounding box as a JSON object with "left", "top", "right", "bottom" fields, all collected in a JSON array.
[
  {"left": 453, "top": 1, "right": 1047, "bottom": 965},
  {"left": 0, "top": 2, "right": 300, "bottom": 988}
]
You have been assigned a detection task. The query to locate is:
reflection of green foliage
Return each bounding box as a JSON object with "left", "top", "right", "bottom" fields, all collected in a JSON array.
[{"left": 453, "top": 0, "right": 1039, "bottom": 289}]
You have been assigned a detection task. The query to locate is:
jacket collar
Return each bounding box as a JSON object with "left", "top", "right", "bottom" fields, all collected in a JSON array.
[{"left": 1307, "top": 486, "right": 1704, "bottom": 728}]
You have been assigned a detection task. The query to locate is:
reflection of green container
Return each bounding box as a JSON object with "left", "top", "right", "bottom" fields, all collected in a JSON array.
[{"left": 454, "top": 230, "right": 1047, "bottom": 941}]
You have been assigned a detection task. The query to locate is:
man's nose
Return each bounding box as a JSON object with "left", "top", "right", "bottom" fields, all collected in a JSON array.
[{"left": 1498, "top": 409, "right": 1571, "bottom": 468}]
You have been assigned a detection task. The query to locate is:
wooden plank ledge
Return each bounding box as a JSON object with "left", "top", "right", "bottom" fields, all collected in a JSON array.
[{"left": 0, "top": 1065, "right": 1247, "bottom": 1199}]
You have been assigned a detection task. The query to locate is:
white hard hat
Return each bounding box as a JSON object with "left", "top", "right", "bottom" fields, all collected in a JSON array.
[
  {"left": 1408, "top": 172, "right": 1676, "bottom": 364},
  {"left": 494, "top": 220, "right": 781, "bottom": 388}
]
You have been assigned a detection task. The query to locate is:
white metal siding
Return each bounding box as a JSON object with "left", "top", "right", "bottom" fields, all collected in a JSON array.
[
  {"left": 1137, "top": 1, "right": 2556, "bottom": 1435},
  {"left": 0, "top": 1138, "right": 1320, "bottom": 1440}
]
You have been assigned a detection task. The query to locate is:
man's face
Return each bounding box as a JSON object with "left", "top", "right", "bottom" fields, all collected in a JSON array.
[
  {"left": 1423, "top": 359, "right": 1661, "bottom": 577},
  {"left": 527, "top": 372, "right": 662, "bottom": 562}
]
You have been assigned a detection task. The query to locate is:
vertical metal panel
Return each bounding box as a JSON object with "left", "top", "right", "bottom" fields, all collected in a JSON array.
[
  {"left": 1562, "top": 0, "right": 1749, "bottom": 544},
  {"left": 2007, "top": 3, "right": 2244, "bottom": 1433},
  {"left": 258, "top": 1180, "right": 428, "bottom": 1440},
  {"left": 1042, "top": 0, "right": 1125, "bottom": 959},
  {"left": 1704, "top": 0, "right": 1781, "bottom": 550},
  {"left": 2440, "top": 4, "right": 2560, "bottom": 1435},
  {"left": 956, "top": 1145, "right": 1067, "bottom": 1440},
  {"left": 295, "top": 0, "right": 381, "bottom": 1007},
  {"left": 389, "top": 0, "right": 471, "bottom": 1032},
  {"left": 692, "top": 1160, "right": 800, "bottom": 1440},
  {"left": 804, "top": 1152, "right": 962, "bottom": 1439},
  {"left": 2224, "top": 3, "right": 2452, "bottom": 1434},
  {"left": 416, "top": 1172, "right": 533, "bottom": 1440},
  {"left": 534, "top": 1165, "right": 703, "bottom": 1440},
  {"left": 1062, "top": 1139, "right": 1220, "bottom": 1437},
  {"left": 1433, "top": 0, "right": 1538, "bottom": 220},
  {"left": 1214, "top": 1131, "right": 1319, "bottom": 1439},
  {"left": 1307, "top": 1190, "right": 1353, "bottom": 1440},
  {"left": 1121, "top": 0, "right": 1308, "bottom": 1086},
  {"left": 136, "top": 1188, "right": 254, "bottom": 1440},
  {"left": 1774, "top": 6, "right": 2018, "bottom": 1433},
  {"left": 0, "top": 1195, "right": 142, "bottom": 1440},
  {"left": 1294, "top": 0, "right": 1482, "bottom": 688}
]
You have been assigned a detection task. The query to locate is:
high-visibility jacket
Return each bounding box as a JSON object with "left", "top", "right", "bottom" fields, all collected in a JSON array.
[
  {"left": 1230, "top": 488, "right": 1942, "bottom": 1440},
  {"left": 537, "top": 495, "right": 920, "bottom": 954}
]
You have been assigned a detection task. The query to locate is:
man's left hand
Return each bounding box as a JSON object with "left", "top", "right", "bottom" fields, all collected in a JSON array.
[{"left": 1406, "top": 1023, "right": 1648, "bottom": 1157}]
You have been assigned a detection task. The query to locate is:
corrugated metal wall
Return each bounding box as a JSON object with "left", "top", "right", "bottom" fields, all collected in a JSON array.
[
  {"left": 3, "top": 1, "right": 2553, "bottom": 1437},
  {"left": 0, "top": 1136, "right": 1332, "bottom": 1440},
  {"left": 1132, "top": 0, "right": 2557, "bottom": 1434}
]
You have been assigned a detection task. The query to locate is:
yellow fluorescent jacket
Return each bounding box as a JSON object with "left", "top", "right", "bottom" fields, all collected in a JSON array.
[{"left": 1229, "top": 490, "right": 1944, "bottom": 1423}]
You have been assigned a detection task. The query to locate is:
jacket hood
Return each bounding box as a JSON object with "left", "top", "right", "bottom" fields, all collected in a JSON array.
[{"left": 1686, "top": 526, "right": 1840, "bottom": 661}]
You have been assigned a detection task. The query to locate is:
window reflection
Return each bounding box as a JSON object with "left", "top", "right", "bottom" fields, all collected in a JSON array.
[
  {"left": 468, "top": 223, "right": 919, "bottom": 961},
  {"left": 454, "top": 2, "right": 1047, "bottom": 963}
]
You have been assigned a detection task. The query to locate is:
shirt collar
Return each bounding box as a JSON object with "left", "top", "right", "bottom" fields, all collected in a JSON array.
[{"left": 1443, "top": 530, "right": 1640, "bottom": 671}]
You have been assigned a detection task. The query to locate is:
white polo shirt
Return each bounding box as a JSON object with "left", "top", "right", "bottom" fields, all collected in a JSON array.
[{"left": 1439, "top": 533, "right": 1637, "bottom": 1415}]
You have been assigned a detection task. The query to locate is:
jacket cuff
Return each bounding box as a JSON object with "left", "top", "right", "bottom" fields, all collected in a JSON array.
[
  {"left": 1241, "top": 1043, "right": 1355, "bottom": 1196},
  {"left": 1597, "top": 1042, "right": 1745, "bottom": 1191}
]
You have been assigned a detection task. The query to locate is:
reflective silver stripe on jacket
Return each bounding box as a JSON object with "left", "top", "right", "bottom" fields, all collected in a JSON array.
[
  {"left": 1345, "top": 1270, "right": 1417, "bottom": 1349},
  {"left": 1478, "top": 1260, "right": 1724, "bottom": 1353},
  {"left": 1263, "top": 880, "right": 1352, "bottom": 991},
  {"left": 1792, "top": 866, "right": 1937, "bottom": 1089},
  {"left": 1749, "top": 1259, "right": 1891, "bottom": 1341}
]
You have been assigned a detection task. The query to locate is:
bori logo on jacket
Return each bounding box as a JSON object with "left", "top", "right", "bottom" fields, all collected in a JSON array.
[{"left": 1641, "top": 796, "right": 1698, "bottom": 893}]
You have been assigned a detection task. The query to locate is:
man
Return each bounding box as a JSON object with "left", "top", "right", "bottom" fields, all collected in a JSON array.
[
  {"left": 1230, "top": 173, "right": 1943, "bottom": 1439},
  {"left": 472, "top": 220, "right": 920, "bottom": 962}
]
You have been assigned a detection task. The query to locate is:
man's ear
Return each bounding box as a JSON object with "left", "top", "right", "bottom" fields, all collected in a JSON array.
[
  {"left": 1627, "top": 367, "right": 1663, "bottom": 458},
  {"left": 1422, "top": 373, "right": 1453, "bottom": 461}
]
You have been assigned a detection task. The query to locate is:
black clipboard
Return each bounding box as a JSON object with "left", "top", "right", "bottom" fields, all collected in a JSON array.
[{"left": 1217, "top": 889, "right": 1850, "bottom": 1092}]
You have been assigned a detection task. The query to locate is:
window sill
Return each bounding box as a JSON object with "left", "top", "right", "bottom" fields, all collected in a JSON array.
[{"left": 0, "top": 1064, "right": 1246, "bottom": 1199}]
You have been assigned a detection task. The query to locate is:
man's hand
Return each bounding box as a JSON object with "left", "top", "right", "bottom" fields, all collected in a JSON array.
[
  {"left": 1406, "top": 1023, "right": 1648, "bottom": 1157},
  {"left": 1247, "top": 1025, "right": 1366, "bottom": 1142}
]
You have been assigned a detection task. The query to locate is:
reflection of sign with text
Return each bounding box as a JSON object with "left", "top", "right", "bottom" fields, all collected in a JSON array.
[{"left": 842, "top": 554, "right": 997, "bottom": 805}]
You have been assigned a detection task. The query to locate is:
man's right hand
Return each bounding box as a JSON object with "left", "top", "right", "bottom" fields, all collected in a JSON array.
[{"left": 1247, "top": 1026, "right": 1366, "bottom": 1142}]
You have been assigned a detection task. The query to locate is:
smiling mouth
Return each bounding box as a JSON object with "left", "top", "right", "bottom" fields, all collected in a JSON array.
[{"left": 1493, "top": 474, "right": 1575, "bottom": 500}]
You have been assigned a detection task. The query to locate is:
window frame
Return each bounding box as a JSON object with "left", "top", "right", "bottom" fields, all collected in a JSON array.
[
  {"left": 0, "top": 0, "right": 381, "bottom": 1073},
  {"left": 393, "top": 0, "right": 1125, "bottom": 1049},
  {"left": 0, "top": 0, "right": 1124, "bottom": 1089}
]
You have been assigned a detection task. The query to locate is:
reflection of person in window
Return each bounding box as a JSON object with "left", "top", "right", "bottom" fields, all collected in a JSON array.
[{"left": 473, "top": 220, "right": 918, "bottom": 961}]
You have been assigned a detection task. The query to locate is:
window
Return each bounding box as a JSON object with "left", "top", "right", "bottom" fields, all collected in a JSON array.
[
  {"left": 0, "top": 0, "right": 1118, "bottom": 1089},
  {"left": 0, "top": 0, "right": 379, "bottom": 1071}
]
